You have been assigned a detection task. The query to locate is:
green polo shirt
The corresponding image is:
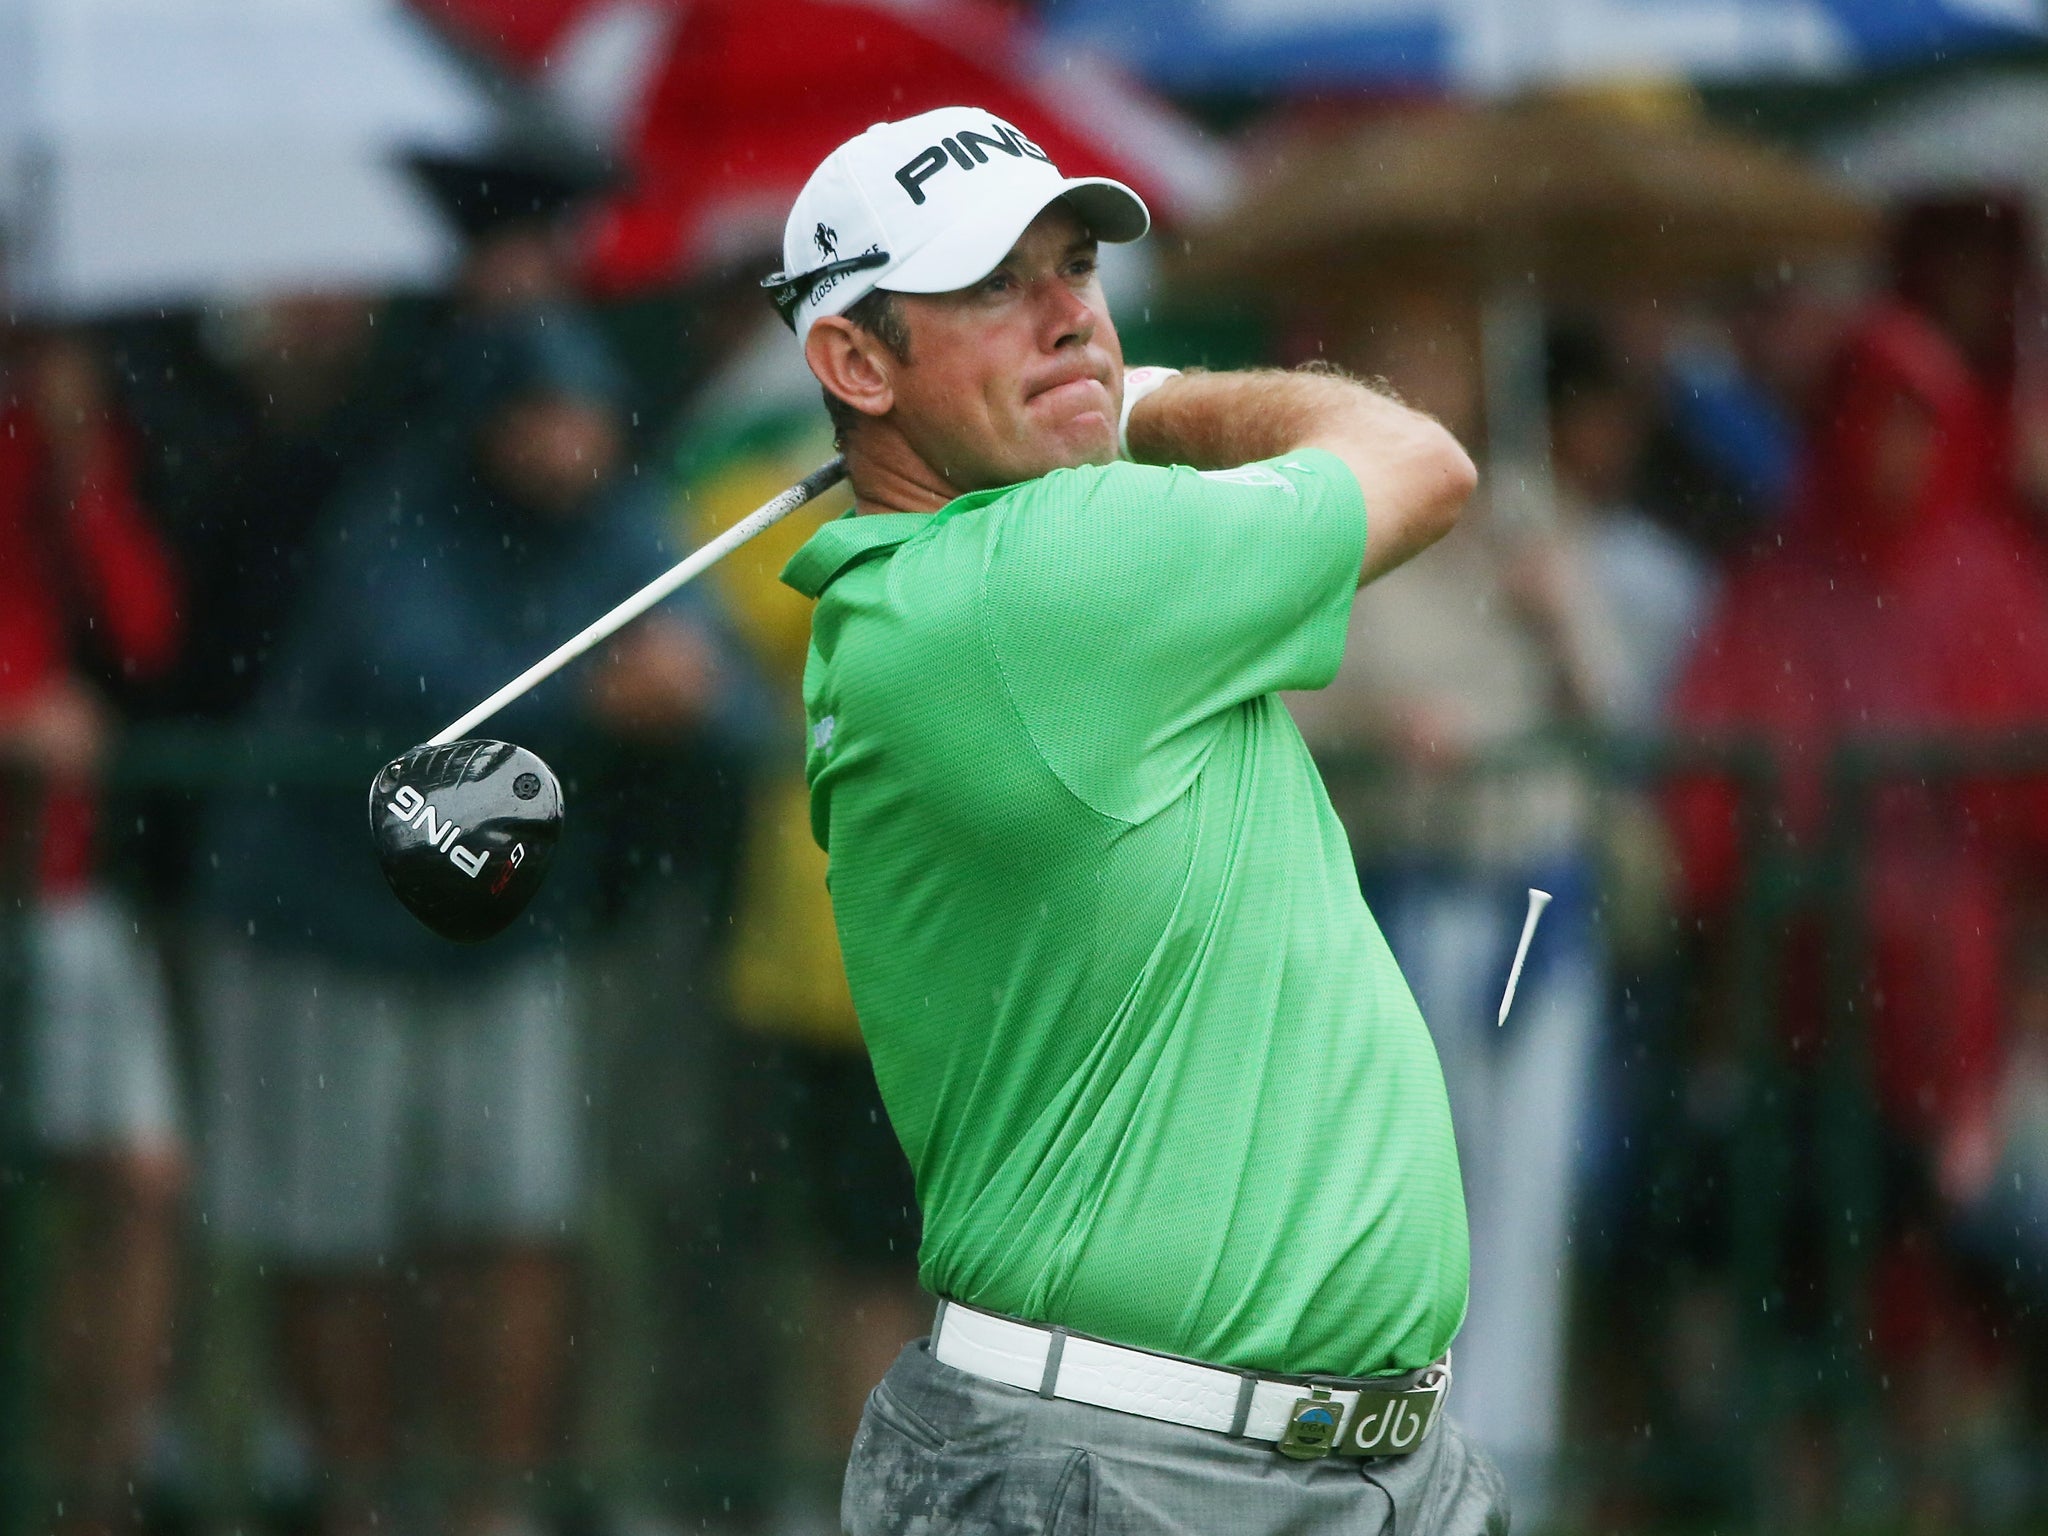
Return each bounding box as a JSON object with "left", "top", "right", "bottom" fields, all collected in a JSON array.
[{"left": 781, "top": 450, "right": 1467, "bottom": 1377}]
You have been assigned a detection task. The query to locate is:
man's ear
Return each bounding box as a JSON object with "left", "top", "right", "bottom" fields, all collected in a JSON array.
[{"left": 806, "top": 315, "right": 897, "bottom": 421}]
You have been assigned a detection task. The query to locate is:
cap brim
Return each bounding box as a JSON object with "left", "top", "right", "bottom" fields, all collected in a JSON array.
[{"left": 879, "top": 177, "right": 1150, "bottom": 297}]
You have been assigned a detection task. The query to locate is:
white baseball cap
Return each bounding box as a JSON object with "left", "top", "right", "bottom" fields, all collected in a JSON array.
[{"left": 764, "top": 106, "right": 1150, "bottom": 342}]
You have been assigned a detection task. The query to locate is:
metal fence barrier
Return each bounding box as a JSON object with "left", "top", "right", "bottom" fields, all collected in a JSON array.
[
  {"left": 3, "top": 725, "right": 2043, "bottom": 1531},
  {"left": 2, "top": 766, "right": 44, "bottom": 1536}
]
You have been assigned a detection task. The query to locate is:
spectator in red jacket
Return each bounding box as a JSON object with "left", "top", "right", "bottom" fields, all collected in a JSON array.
[
  {"left": 1672, "top": 304, "right": 2048, "bottom": 1155},
  {"left": 1886, "top": 195, "right": 2048, "bottom": 554},
  {"left": 1667, "top": 300, "right": 2048, "bottom": 1517},
  {"left": 0, "top": 325, "right": 182, "bottom": 1536}
]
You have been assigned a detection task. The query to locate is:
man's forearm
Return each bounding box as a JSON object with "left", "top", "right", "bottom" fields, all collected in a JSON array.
[
  {"left": 1124, "top": 365, "right": 1478, "bottom": 585},
  {"left": 1124, "top": 366, "right": 1369, "bottom": 470}
]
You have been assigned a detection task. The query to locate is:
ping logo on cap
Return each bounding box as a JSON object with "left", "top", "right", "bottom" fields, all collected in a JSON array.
[
  {"left": 764, "top": 105, "right": 1149, "bottom": 337},
  {"left": 893, "top": 121, "right": 1052, "bottom": 206}
]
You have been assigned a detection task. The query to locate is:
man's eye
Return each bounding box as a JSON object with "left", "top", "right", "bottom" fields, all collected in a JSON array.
[{"left": 981, "top": 272, "right": 1015, "bottom": 295}]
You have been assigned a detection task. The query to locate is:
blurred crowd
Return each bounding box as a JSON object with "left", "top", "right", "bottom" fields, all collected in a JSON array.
[{"left": 6, "top": 129, "right": 2048, "bottom": 1536}]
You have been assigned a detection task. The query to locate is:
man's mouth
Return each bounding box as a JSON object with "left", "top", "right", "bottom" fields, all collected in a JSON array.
[{"left": 1027, "top": 374, "right": 1110, "bottom": 412}]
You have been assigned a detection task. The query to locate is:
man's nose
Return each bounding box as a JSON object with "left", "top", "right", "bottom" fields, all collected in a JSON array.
[{"left": 1036, "top": 277, "right": 1095, "bottom": 349}]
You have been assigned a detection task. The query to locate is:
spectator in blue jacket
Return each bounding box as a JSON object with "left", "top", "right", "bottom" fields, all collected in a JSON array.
[{"left": 194, "top": 306, "right": 744, "bottom": 1536}]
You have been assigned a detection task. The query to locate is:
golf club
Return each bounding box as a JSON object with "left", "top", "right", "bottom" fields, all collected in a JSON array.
[{"left": 370, "top": 458, "right": 848, "bottom": 942}]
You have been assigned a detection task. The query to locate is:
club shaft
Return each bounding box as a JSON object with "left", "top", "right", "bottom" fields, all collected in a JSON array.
[{"left": 429, "top": 458, "right": 847, "bottom": 746}]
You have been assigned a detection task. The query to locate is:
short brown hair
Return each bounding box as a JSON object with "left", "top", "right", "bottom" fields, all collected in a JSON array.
[{"left": 820, "top": 288, "right": 913, "bottom": 447}]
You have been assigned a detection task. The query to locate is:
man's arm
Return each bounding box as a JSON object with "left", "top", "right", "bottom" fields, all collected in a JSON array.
[{"left": 1123, "top": 366, "right": 1477, "bottom": 585}]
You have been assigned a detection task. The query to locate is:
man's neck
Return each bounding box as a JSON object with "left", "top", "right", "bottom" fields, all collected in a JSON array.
[{"left": 843, "top": 429, "right": 960, "bottom": 516}]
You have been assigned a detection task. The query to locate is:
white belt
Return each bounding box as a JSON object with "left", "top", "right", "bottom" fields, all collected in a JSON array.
[{"left": 930, "top": 1299, "right": 1449, "bottom": 1460}]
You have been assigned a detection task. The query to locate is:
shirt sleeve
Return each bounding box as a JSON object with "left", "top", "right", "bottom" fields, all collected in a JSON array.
[{"left": 982, "top": 449, "right": 1365, "bottom": 823}]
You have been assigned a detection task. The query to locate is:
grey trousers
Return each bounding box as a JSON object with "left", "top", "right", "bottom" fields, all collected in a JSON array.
[{"left": 842, "top": 1340, "right": 1511, "bottom": 1535}]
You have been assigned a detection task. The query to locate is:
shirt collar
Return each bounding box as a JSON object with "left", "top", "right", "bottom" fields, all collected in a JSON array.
[
  {"left": 779, "top": 510, "right": 934, "bottom": 599},
  {"left": 779, "top": 480, "right": 1024, "bottom": 598}
]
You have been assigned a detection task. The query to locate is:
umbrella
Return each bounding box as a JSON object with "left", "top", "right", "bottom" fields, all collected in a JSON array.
[
  {"left": 1824, "top": 70, "right": 2048, "bottom": 215},
  {"left": 1043, "top": 0, "right": 2048, "bottom": 97},
  {"left": 0, "top": 0, "right": 494, "bottom": 316},
  {"left": 415, "top": 0, "right": 1236, "bottom": 293},
  {"left": 1173, "top": 94, "right": 1873, "bottom": 504},
  {"left": 1177, "top": 94, "right": 1872, "bottom": 297}
]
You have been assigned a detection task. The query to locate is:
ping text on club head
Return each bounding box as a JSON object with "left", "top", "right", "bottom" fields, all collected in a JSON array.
[{"left": 386, "top": 783, "right": 491, "bottom": 879}]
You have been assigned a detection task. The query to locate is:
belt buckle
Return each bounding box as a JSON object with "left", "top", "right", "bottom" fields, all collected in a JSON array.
[
  {"left": 1335, "top": 1379, "right": 1442, "bottom": 1458},
  {"left": 1277, "top": 1386, "right": 1343, "bottom": 1460}
]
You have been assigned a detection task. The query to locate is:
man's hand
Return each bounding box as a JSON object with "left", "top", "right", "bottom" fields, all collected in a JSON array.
[
  {"left": 1936, "top": 1082, "right": 2001, "bottom": 1208},
  {"left": 1124, "top": 366, "right": 1476, "bottom": 585},
  {"left": 588, "top": 615, "right": 720, "bottom": 737},
  {"left": 0, "top": 678, "right": 110, "bottom": 785}
]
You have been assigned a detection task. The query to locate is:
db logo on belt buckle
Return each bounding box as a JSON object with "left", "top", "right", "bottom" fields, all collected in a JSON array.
[
  {"left": 1279, "top": 1377, "right": 1445, "bottom": 1461},
  {"left": 1342, "top": 1383, "right": 1440, "bottom": 1456}
]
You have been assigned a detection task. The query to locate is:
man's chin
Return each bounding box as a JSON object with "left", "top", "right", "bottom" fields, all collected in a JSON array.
[
  {"left": 1033, "top": 416, "right": 1119, "bottom": 475},
  {"left": 944, "top": 421, "right": 1118, "bottom": 493}
]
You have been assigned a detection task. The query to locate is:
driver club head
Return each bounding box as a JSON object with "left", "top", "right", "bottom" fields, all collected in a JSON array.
[{"left": 369, "top": 739, "right": 563, "bottom": 943}]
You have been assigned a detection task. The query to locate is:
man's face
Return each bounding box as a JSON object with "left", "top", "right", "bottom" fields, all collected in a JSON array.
[
  {"left": 1552, "top": 389, "right": 1643, "bottom": 507},
  {"left": 479, "top": 395, "right": 621, "bottom": 519},
  {"left": 885, "top": 203, "right": 1124, "bottom": 490}
]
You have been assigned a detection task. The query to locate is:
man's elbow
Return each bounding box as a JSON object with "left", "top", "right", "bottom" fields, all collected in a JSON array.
[
  {"left": 1352, "top": 430, "right": 1476, "bottom": 586},
  {"left": 1413, "top": 426, "right": 1477, "bottom": 546}
]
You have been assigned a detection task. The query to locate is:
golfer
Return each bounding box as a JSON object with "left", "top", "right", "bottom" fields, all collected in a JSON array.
[{"left": 769, "top": 107, "right": 1498, "bottom": 1533}]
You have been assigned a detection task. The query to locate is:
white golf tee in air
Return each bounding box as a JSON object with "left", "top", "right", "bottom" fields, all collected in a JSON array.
[
  {"left": 429, "top": 459, "right": 848, "bottom": 746},
  {"left": 1497, "top": 888, "right": 1552, "bottom": 1027}
]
